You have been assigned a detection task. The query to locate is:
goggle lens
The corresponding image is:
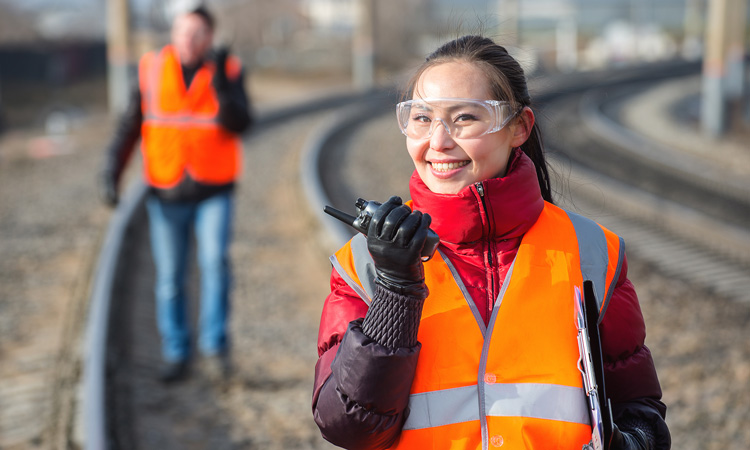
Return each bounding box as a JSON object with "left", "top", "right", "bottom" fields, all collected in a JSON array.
[{"left": 396, "top": 98, "right": 514, "bottom": 139}]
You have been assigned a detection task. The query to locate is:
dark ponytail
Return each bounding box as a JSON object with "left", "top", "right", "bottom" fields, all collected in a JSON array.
[{"left": 403, "top": 35, "right": 553, "bottom": 203}]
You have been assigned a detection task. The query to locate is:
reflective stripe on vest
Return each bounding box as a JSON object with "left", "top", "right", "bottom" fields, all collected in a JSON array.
[
  {"left": 567, "top": 211, "right": 625, "bottom": 319},
  {"left": 331, "top": 202, "right": 624, "bottom": 449},
  {"left": 403, "top": 382, "right": 588, "bottom": 430},
  {"left": 139, "top": 45, "right": 242, "bottom": 188}
]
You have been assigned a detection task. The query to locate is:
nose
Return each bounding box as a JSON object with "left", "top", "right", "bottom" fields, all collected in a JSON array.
[{"left": 429, "top": 118, "right": 454, "bottom": 151}]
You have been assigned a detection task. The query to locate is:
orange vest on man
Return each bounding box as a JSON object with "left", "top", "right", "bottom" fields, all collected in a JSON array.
[
  {"left": 331, "top": 202, "right": 624, "bottom": 450},
  {"left": 139, "top": 45, "right": 243, "bottom": 189}
]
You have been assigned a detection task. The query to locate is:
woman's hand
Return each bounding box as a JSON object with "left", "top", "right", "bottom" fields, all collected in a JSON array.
[{"left": 366, "top": 196, "right": 431, "bottom": 297}]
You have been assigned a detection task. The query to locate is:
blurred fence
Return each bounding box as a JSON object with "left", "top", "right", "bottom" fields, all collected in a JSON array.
[
  {"left": 0, "top": 42, "right": 105, "bottom": 83},
  {"left": 0, "top": 42, "right": 107, "bottom": 130}
]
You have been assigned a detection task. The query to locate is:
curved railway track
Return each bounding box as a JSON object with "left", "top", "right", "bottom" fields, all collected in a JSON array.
[
  {"left": 541, "top": 82, "right": 750, "bottom": 300},
  {"left": 89, "top": 60, "right": 750, "bottom": 449},
  {"left": 316, "top": 61, "right": 750, "bottom": 302}
]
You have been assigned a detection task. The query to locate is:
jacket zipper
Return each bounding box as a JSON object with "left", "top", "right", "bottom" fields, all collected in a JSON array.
[
  {"left": 475, "top": 182, "right": 497, "bottom": 321},
  {"left": 475, "top": 182, "right": 493, "bottom": 265}
]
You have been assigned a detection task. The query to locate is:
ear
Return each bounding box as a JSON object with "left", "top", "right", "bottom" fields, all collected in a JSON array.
[{"left": 509, "top": 107, "right": 535, "bottom": 148}]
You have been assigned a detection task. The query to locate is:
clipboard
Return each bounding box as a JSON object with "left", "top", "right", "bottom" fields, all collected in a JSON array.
[{"left": 583, "top": 280, "right": 614, "bottom": 448}]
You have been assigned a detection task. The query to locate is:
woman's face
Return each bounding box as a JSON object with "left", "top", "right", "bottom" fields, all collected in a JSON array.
[{"left": 406, "top": 61, "right": 532, "bottom": 195}]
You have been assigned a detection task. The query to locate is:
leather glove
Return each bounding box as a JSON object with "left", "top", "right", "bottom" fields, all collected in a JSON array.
[
  {"left": 366, "top": 196, "right": 431, "bottom": 298},
  {"left": 99, "top": 170, "right": 118, "bottom": 207},
  {"left": 609, "top": 424, "right": 652, "bottom": 450},
  {"left": 212, "top": 46, "right": 230, "bottom": 92}
]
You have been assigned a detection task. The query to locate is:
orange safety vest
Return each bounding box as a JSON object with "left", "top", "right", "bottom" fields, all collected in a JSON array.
[
  {"left": 139, "top": 45, "right": 243, "bottom": 188},
  {"left": 331, "top": 202, "right": 624, "bottom": 450}
]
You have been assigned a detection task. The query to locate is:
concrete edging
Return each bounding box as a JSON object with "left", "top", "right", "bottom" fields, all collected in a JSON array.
[
  {"left": 79, "top": 180, "right": 148, "bottom": 450},
  {"left": 299, "top": 101, "right": 390, "bottom": 251}
]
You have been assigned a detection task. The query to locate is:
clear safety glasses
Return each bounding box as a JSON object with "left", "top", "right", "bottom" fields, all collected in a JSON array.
[{"left": 396, "top": 97, "right": 517, "bottom": 140}]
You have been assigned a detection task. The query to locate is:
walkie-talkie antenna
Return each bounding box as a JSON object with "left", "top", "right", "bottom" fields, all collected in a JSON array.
[{"left": 324, "top": 206, "right": 357, "bottom": 227}]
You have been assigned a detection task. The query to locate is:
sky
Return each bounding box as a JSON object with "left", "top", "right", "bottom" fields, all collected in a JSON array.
[{"left": 0, "top": 0, "right": 700, "bottom": 42}]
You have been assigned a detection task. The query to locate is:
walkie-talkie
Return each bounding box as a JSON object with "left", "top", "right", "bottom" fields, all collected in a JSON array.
[{"left": 324, "top": 198, "right": 440, "bottom": 261}]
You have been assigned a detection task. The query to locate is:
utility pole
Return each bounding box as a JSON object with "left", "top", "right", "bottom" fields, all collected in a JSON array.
[
  {"left": 725, "top": 0, "right": 747, "bottom": 121},
  {"left": 107, "top": 0, "right": 131, "bottom": 116},
  {"left": 701, "top": 0, "right": 731, "bottom": 137},
  {"left": 701, "top": 0, "right": 749, "bottom": 136},
  {"left": 555, "top": 2, "right": 578, "bottom": 73},
  {"left": 352, "top": 0, "right": 375, "bottom": 91}
]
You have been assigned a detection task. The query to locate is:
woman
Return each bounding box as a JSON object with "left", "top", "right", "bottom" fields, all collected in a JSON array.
[{"left": 313, "top": 35, "right": 670, "bottom": 450}]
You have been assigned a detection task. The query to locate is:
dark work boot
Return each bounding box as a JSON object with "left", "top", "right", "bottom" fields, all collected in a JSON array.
[{"left": 159, "top": 359, "right": 190, "bottom": 383}]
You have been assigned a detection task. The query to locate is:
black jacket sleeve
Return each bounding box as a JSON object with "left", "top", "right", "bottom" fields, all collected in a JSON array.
[
  {"left": 103, "top": 85, "right": 142, "bottom": 187},
  {"left": 314, "top": 283, "right": 425, "bottom": 450},
  {"left": 314, "top": 319, "right": 419, "bottom": 450}
]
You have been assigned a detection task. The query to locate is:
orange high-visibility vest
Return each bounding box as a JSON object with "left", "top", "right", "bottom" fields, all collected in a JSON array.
[
  {"left": 139, "top": 45, "right": 243, "bottom": 189},
  {"left": 331, "top": 202, "right": 624, "bottom": 450}
]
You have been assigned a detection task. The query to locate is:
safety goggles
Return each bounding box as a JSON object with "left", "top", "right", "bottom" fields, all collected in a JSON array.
[{"left": 396, "top": 97, "right": 517, "bottom": 140}]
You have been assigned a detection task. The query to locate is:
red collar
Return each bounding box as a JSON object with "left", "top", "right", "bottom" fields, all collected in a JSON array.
[{"left": 410, "top": 149, "right": 544, "bottom": 245}]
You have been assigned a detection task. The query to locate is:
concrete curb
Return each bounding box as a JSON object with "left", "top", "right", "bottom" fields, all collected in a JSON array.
[
  {"left": 299, "top": 99, "right": 394, "bottom": 251},
  {"left": 79, "top": 180, "right": 148, "bottom": 450}
]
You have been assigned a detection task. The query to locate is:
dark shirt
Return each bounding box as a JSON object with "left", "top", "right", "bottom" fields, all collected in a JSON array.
[{"left": 104, "top": 54, "right": 253, "bottom": 203}]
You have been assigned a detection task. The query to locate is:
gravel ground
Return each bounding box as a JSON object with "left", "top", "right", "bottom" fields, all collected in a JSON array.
[
  {"left": 0, "top": 104, "right": 113, "bottom": 449},
  {"left": 1, "top": 73, "right": 748, "bottom": 450}
]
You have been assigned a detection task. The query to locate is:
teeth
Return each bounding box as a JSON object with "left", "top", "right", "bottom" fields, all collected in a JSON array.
[{"left": 432, "top": 161, "right": 469, "bottom": 172}]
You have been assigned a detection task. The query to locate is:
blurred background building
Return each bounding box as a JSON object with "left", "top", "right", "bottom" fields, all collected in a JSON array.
[{"left": 2, "top": 0, "right": 744, "bottom": 132}]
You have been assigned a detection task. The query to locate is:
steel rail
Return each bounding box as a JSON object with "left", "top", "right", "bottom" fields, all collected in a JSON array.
[{"left": 579, "top": 87, "right": 750, "bottom": 211}]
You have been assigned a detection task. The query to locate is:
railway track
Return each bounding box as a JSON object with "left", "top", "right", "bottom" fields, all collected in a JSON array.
[
  {"left": 314, "top": 61, "right": 750, "bottom": 303},
  {"left": 86, "top": 60, "right": 750, "bottom": 449},
  {"left": 541, "top": 82, "right": 750, "bottom": 301}
]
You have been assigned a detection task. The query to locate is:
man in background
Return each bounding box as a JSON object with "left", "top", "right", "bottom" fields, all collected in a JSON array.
[{"left": 100, "top": 5, "right": 252, "bottom": 383}]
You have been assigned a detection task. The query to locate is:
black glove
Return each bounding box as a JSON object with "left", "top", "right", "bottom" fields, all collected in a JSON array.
[
  {"left": 212, "top": 46, "right": 230, "bottom": 92},
  {"left": 609, "top": 423, "right": 652, "bottom": 450},
  {"left": 99, "top": 170, "right": 118, "bottom": 207},
  {"left": 366, "top": 196, "right": 431, "bottom": 298}
]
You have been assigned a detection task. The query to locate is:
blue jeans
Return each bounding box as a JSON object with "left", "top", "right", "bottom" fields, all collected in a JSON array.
[{"left": 146, "top": 192, "right": 234, "bottom": 362}]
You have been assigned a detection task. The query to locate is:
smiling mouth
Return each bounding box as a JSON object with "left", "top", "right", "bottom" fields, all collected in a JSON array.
[{"left": 431, "top": 161, "right": 469, "bottom": 172}]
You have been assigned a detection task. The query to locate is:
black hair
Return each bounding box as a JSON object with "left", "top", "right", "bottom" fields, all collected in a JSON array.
[
  {"left": 403, "top": 35, "right": 553, "bottom": 203},
  {"left": 189, "top": 5, "right": 215, "bottom": 31}
]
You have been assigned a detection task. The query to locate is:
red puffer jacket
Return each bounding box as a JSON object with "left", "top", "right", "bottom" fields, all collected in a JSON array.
[{"left": 313, "top": 149, "right": 670, "bottom": 449}]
